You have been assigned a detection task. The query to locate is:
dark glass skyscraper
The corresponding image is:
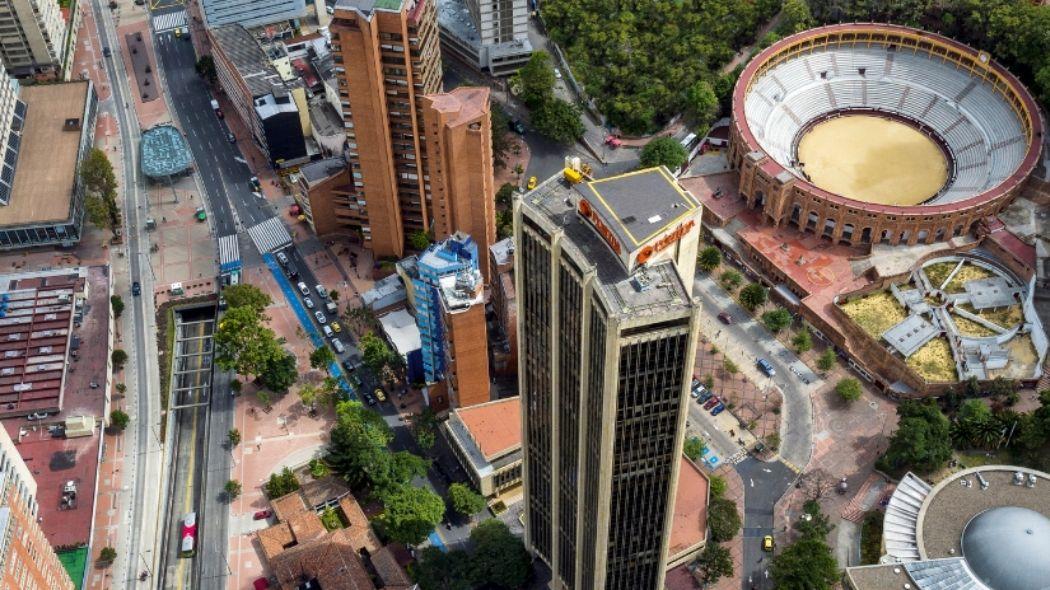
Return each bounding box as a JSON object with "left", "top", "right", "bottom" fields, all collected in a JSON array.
[{"left": 515, "top": 166, "right": 703, "bottom": 589}]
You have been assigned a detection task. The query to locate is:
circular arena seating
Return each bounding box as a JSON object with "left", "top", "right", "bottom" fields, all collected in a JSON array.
[{"left": 743, "top": 45, "right": 1028, "bottom": 205}]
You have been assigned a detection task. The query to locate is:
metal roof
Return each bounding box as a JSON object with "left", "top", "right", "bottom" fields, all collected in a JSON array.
[{"left": 961, "top": 506, "right": 1050, "bottom": 590}]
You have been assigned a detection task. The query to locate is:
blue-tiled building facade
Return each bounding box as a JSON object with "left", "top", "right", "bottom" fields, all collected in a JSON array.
[{"left": 411, "top": 232, "right": 478, "bottom": 383}]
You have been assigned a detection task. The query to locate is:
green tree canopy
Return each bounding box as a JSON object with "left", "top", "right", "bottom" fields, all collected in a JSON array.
[
  {"left": 378, "top": 485, "right": 446, "bottom": 545},
  {"left": 684, "top": 436, "right": 705, "bottom": 461},
  {"left": 792, "top": 328, "right": 813, "bottom": 353},
  {"left": 513, "top": 51, "right": 555, "bottom": 108},
  {"left": 111, "top": 295, "right": 124, "bottom": 319},
  {"left": 771, "top": 501, "right": 838, "bottom": 589},
  {"left": 708, "top": 496, "right": 741, "bottom": 542},
  {"left": 639, "top": 136, "right": 688, "bottom": 171},
  {"left": 310, "top": 345, "right": 337, "bottom": 372},
  {"left": 694, "top": 542, "right": 733, "bottom": 585},
  {"left": 532, "top": 97, "right": 585, "bottom": 145},
  {"left": 720, "top": 269, "right": 742, "bottom": 290},
  {"left": 836, "top": 378, "right": 863, "bottom": 402},
  {"left": 259, "top": 352, "right": 298, "bottom": 392},
  {"left": 448, "top": 483, "right": 487, "bottom": 517},
  {"left": 360, "top": 332, "right": 395, "bottom": 374},
  {"left": 697, "top": 246, "right": 722, "bottom": 272},
  {"left": 495, "top": 182, "right": 516, "bottom": 207},
  {"left": 779, "top": 0, "right": 813, "bottom": 34},
  {"left": 739, "top": 283, "right": 768, "bottom": 310},
  {"left": 224, "top": 479, "right": 242, "bottom": 501},
  {"left": 79, "top": 148, "right": 121, "bottom": 234},
  {"left": 408, "top": 230, "right": 432, "bottom": 251},
  {"left": 223, "top": 284, "right": 272, "bottom": 314},
  {"left": 265, "top": 467, "right": 300, "bottom": 498},
  {"left": 878, "top": 399, "right": 952, "bottom": 474},
  {"left": 817, "top": 348, "right": 837, "bottom": 371},
  {"left": 469, "top": 519, "right": 531, "bottom": 589},
  {"left": 109, "top": 409, "right": 130, "bottom": 431},
  {"left": 685, "top": 79, "right": 719, "bottom": 125},
  {"left": 111, "top": 349, "right": 128, "bottom": 370},
  {"left": 410, "top": 547, "right": 472, "bottom": 590},
  {"left": 762, "top": 308, "right": 792, "bottom": 333},
  {"left": 214, "top": 306, "right": 283, "bottom": 377}
]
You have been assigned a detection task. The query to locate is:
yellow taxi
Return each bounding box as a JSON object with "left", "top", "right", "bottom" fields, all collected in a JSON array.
[
  {"left": 330, "top": 321, "right": 342, "bottom": 334},
  {"left": 762, "top": 535, "right": 774, "bottom": 552},
  {"left": 527, "top": 176, "right": 538, "bottom": 190},
  {"left": 374, "top": 388, "right": 387, "bottom": 402}
]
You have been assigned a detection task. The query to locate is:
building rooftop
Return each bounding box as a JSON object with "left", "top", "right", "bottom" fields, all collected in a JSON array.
[
  {"left": 361, "top": 273, "right": 406, "bottom": 311},
  {"left": 211, "top": 24, "right": 288, "bottom": 98},
  {"left": 667, "top": 457, "right": 709, "bottom": 562},
  {"left": 140, "top": 124, "right": 193, "bottom": 178},
  {"left": 438, "top": 269, "right": 483, "bottom": 313},
  {"left": 334, "top": 0, "right": 405, "bottom": 16},
  {"left": 449, "top": 396, "right": 521, "bottom": 461},
  {"left": 883, "top": 315, "right": 938, "bottom": 357},
  {"left": 490, "top": 237, "right": 514, "bottom": 268},
  {"left": 422, "top": 86, "right": 489, "bottom": 127},
  {"left": 0, "top": 82, "right": 90, "bottom": 227},
  {"left": 522, "top": 172, "right": 696, "bottom": 320},
  {"left": 964, "top": 276, "right": 1021, "bottom": 310},
  {"left": 417, "top": 232, "right": 478, "bottom": 275},
  {"left": 308, "top": 101, "right": 343, "bottom": 138},
  {"left": 268, "top": 528, "right": 376, "bottom": 590},
  {"left": 378, "top": 308, "right": 421, "bottom": 356},
  {"left": 580, "top": 167, "right": 699, "bottom": 250},
  {"left": 299, "top": 157, "right": 346, "bottom": 186}
]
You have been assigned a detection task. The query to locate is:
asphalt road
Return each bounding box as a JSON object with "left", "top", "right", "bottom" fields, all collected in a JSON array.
[
  {"left": 735, "top": 458, "right": 797, "bottom": 590},
  {"left": 91, "top": 0, "right": 167, "bottom": 586}
]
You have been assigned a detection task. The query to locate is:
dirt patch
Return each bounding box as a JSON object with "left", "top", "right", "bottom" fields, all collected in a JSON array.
[
  {"left": 906, "top": 337, "right": 956, "bottom": 382},
  {"left": 952, "top": 313, "right": 996, "bottom": 337},
  {"left": 840, "top": 291, "right": 907, "bottom": 338}
]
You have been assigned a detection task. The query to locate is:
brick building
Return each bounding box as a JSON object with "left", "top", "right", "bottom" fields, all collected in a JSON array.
[
  {"left": 420, "top": 86, "right": 496, "bottom": 281},
  {"left": 0, "top": 426, "right": 74, "bottom": 590},
  {"left": 437, "top": 267, "right": 489, "bottom": 408},
  {"left": 294, "top": 157, "right": 355, "bottom": 236},
  {"left": 488, "top": 237, "right": 516, "bottom": 376},
  {"left": 329, "top": 0, "right": 442, "bottom": 257}
]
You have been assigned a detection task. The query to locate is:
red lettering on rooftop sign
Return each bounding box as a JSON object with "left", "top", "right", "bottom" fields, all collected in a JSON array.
[
  {"left": 636, "top": 220, "right": 696, "bottom": 265},
  {"left": 577, "top": 199, "right": 621, "bottom": 255}
]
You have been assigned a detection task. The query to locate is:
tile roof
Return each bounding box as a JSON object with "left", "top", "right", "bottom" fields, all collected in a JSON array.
[
  {"left": 287, "top": 512, "right": 327, "bottom": 545},
  {"left": 258, "top": 523, "right": 296, "bottom": 561},
  {"left": 269, "top": 528, "right": 376, "bottom": 590},
  {"left": 453, "top": 396, "right": 522, "bottom": 459},
  {"left": 371, "top": 545, "right": 412, "bottom": 588},
  {"left": 668, "top": 456, "right": 709, "bottom": 560},
  {"left": 272, "top": 491, "right": 309, "bottom": 522},
  {"left": 338, "top": 495, "right": 381, "bottom": 554}
]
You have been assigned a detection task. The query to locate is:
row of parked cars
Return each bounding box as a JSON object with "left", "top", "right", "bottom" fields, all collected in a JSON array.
[{"left": 690, "top": 377, "right": 725, "bottom": 416}]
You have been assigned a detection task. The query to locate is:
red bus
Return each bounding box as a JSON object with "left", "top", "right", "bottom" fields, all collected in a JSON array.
[{"left": 180, "top": 512, "right": 197, "bottom": 557}]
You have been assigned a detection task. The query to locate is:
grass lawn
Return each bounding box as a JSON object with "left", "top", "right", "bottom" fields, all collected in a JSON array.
[
  {"left": 923, "top": 261, "right": 957, "bottom": 289},
  {"left": 952, "top": 313, "right": 996, "bottom": 337},
  {"left": 840, "top": 291, "right": 907, "bottom": 338},
  {"left": 906, "top": 337, "right": 957, "bottom": 382},
  {"left": 944, "top": 263, "right": 994, "bottom": 293}
]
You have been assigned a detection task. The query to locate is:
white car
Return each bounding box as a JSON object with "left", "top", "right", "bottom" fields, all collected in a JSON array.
[
  {"left": 315, "top": 284, "right": 327, "bottom": 299},
  {"left": 553, "top": 67, "right": 562, "bottom": 79},
  {"left": 314, "top": 311, "right": 327, "bottom": 324},
  {"left": 297, "top": 281, "right": 309, "bottom": 296},
  {"left": 303, "top": 297, "right": 314, "bottom": 309},
  {"left": 276, "top": 251, "right": 289, "bottom": 266},
  {"left": 322, "top": 325, "right": 333, "bottom": 338}
]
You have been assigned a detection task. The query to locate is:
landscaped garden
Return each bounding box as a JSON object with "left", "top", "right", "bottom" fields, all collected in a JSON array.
[
  {"left": 922, "top": 261, "right": 956, "bottom": 289},
  {"left": 840, "top": 291, "right": 908, "bottom": 338},
  {"left": 906, "top": 337, "right": 956, "bottom": 382},
  {"left": 943, "top": 263, "right": 994, "bottom": 293},
  {"left": 951, "top": 313, "right": 996, "bottom": 338}
]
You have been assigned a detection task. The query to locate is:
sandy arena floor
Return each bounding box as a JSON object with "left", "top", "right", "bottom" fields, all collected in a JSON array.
[{"left": 797, "top": 115, "right": 948, "bottom": 205}]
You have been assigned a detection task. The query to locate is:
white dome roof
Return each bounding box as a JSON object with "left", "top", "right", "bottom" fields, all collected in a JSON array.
[{"left": 961, "top": 506, "right": 1050, "bottom": 590}]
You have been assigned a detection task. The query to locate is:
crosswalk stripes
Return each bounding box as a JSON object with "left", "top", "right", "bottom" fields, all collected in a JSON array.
[
  {"left": 151, "top": 10, "right": 187, "bottom": 33},
  {"left": 246, "top": 217, "right": 292, "bottom": 254}
]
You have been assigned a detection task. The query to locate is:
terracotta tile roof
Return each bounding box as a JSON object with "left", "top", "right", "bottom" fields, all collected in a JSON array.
[
  {"left": 668, "top": 456, "right": 709, "bottom": 560},
  {"left": 257, "top": 523, "right": 296, "bottom": 561},
  {"left": 452, "top": 396, "right": 522, "bottom": 460},
  {"left": 300, "top": 475, "right": 352, "bottom": 508},
  {"left": 288, "top": 511, "right": 327, "bottom": 545},
  {"left": 986, "top": 226, "right": 1036, "bottom": 269},
  {"left": 269, "top": 528, "right": 376, "bottom": 590},
  {"left": 370, "top": 545, "right": 412, "bottom": 588},
  {"left": 272, "top": 491, "right": 309, "bottom": 522},
  {"left": 339, "top": 496, "right": 382, "bottom": 554}
]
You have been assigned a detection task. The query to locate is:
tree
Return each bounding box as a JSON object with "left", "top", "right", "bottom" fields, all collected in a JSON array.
[
  {"left": 684, "top": 436, "right": 705, "bottom": 461},
  {"left": 495, "top": 182, "right": 516, "bottom": 207},
  {"left": 989, "top": 376, "right": 1017, "bottom": 398},
  {"left": 408, "top": 230, "right": 431, "bottom": 251},
  {"left": 513, "top": 51, "right": 555, "bottom": 108},
  {"left": 771, "top": 504, "right": 838, "bottom": 590},
  {"left": 697, "top": 246, "right": 722, "bottom": 272},
  {"left": 640, "top": 136, "right": 688, "bottom": 171},
  {"left": 111, "top": 295, "right": 124, "bottom": 319},
  {"left": 309, "top": 458, "right": 330, "bottom": 478},
  {"left": 779, "top": 0, "right": 813, "bottom": 34},
  {"left": 496, "top": 209, "right": 513, "bottom": 239},
  {"left": 230, "top": 378, "right": 242, "bottom": 394},
  {"left": 310, "top": 345, "right": 337, "bottom": 373},
  {"left": 490, "top": 101, "right": 512, "bottom": 169},
  {"left": 723, "top": 358, "right": 738, "bottom": 374},
  {"left": 214, "top": 306, "right": 283, "bottom": 377},
  {"left": 878, "top": 400, "right": 952, "bottom": 474},
  {"left": 265, "top": 467, "right": 301, "bottom": 498},
  {"left": 708, "top": 497, "right": 741, "bottom": 542},
  {"left": 227, "top": 428, "right": 241, "bottom": 448},
  {"left": 224, "top": 479, "right": 242, "bottom": 501},
  {"left": 952, "top": 399, "right": 1001, "bottom": 449},
  {"left": 709, "top": 474, "right": 727, "bottom": 499},
  {"left": 411, "top": 547, "right": 473, "bottom": 590},
  {"left": 413, "top": 406, "right": 439, "bottom": 452},
  {"left": 448, "top": 483, "right": 487, "bottom": 517},
  {"left": 469, "top": 519, "right": 531, "bottom": 589},
  {"left": 329, "top": 289, "right": 340, "bottom": 302},
  {"left": 195, "top": 55, "right": 217, "bottom": 82},
  {"left": 532, "top": 97, "right": 584, "bottom": 145},
  {"left": 327, "top": 400, "right": 394, "bottom": 488},
  {"left": 685, "top": 79, "right": 719, "bottom": 125},
  {"left": 694, "top": 542, "right": 733, "bottom": 585},
  {"left": 762, "top": 308, "right": 792, "bottom": 333},
  {"left": 378, "top": 485, "right": 445, "bottom": 545},
  {"left": 259, "top": 352, "right": 298, "bottom": 392},
  {"left": 739, "top": 283, "right": 768, "bottom": 311},
  {"left": 792, "top": 328, "right": 813, "bottom": 353},
  {"left": 98, "top": 546, "right": 117, "bottom": 564},
  {"left": 111, "top": 349, "right": 128, "bottom": 371},
  {"left": 817, "top": 348, "right": 837, "bottom": 371},
  {"left": 79, "top": 148, "right": 120, "bottom": 235},
  {"left": 109, "top": 409, "right": 130, "bottom": 431},
  {"left": 720, "top": 269, "right": 743, "bottom": 290},
  {"left": 223, "top": 284, "right": 271, "bottom": 314},
  {"left": 836, "top": 378, "right": 862, "bottom": 403},
  {"left": 360, "top": 332, "right": 394, "bottom": 374}
]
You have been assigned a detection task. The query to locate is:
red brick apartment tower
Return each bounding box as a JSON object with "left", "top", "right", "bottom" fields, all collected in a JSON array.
[{"left": 329, "top": 0, "right": 442, "bottom": 258}]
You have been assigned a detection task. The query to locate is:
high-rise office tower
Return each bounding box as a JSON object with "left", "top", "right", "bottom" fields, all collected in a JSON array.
[
  {"left": 436, "top": 0, "right": 531, "bottom": 76},
  {"left": 420, "top": 86, "right": 496, "bottom": 281},
  {"left": 0, "top": 426, "right": 75, "bottom": 589},
  {"left": 0, "top": 0, "right": 75, "bottom": 79},
  {"left": 515, "top": 166, "right": 703, "bottom": 589},
  {"left": 330, "top": 0, "right": 442, "bottom": 258}
]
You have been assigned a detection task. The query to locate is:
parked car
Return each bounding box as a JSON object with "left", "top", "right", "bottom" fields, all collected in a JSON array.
[
  {"left": 297, "top": 281, "right": 310, "bottom": 296},
  {"left": 757, "top": 358, "right": 776, "bottom": 377},
  {"left": 703, "top": 396, "right": 720, "bottom": 410},
  {"left": 710, "top": 403, "right": 725, "bottom": 416},
  {"left": 527, "top": 176, "right": 538, "bottom": 190},
  {"left": 253, "top": 510, "right": 273, "bottom": 520},
  {"left": 322, "top": 325, "right": 333, "bottom": 338},
  {"left": 374, "top": 388, "right": 387, "bottom": 402},
  {"left": 361, "top": 390, "right": 376, "bottom": 405},
  {"left": 697, "top": 390, "right": 714, "bottom": 404},
  {"left": 762, "top": 535, "right": 775, "bottom": 552},
  {"left": 303, "top": 297, "right": 314, "bottom": 309},
  {"left": 315, "top": 284, "right": 327, "bottom": 299},
  {"left": 604, "top": 134, "right": 622, "bottom": 148},
  {"left": 330, "top": 321, "right": 342, "bottom": 334},
  {"left": 276, "top": 251, "right": 289, "bottom": 266},
  {"left": 332, "top": 339, "right": 345, "bottom": 354},
  {"left": 131, "top": 281, "right": 141, "bottom": 296},
  {"left": 691, "top": 384, "right": 707, "bottom": 399},
  {"left": 717, "top": 311, "right": 733, "bottom": 324},
  {"left": 314, "top": 311, "right": 327, "bottom": 324},
  {"left": 103, "top": 47, "right": 112, "bottom": 58},
  {"left": 690, "top": 387, "right": 702, "bottom": 399},
  {"left": 284, "top": 264, "right": 299, "bottom": 279}
]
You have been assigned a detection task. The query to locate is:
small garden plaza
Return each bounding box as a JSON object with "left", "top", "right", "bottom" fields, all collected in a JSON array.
[{"left": 838, "top": 253, "right": 1047, "bottom": 387}]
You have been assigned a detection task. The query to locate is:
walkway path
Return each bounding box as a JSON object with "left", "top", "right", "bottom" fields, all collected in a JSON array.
[{"left": 720, "top": 12, "right": 783, "bottom": 75}]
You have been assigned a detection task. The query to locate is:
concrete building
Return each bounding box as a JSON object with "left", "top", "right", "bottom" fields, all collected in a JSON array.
[
  {"left": 406, "top": 232, "right": 479, "bottom": 384},
  {"left": 0, "top": 80, "right": 95, "bottom": 250},
  {"left": 0, "top": 0, "right": 76, "bottom": 79},
  {"left": 0, "top": 64, "right": 24, "bottom": 205},
  {"left": 515, "top": 166, "right": 703, "bottom": 589},
  {"left": 420, "top": 86, "right": 496, "bottom": 281},
  {"left": 294, "top": 157, "right": 355, "bottom": 236},
  {"left": 200, "top": 0, "right": 307, "bottom": 28},
  {"left": 489, "top": 237, "right": 516, "bottom": 375},
  {"left": 0, "top": 426, "right": 75, "bottom": 590},
  {"left": 437, "top": 267, "right": 489, "bottom": 408},
  {"left": 329, "top": 0, "right": 441, "bottom": 257},
  {"left": 436, "top": 0, "right": 530, "bottom": 75},
  {"left": 443, "top": 395, "right": 710, "bottom": 567},
  {"left": 846, "top": 465, "right": 1050, "bottom": 590},
  {"left": 210, "top": 24, "right": 308, "bottom": 167}
]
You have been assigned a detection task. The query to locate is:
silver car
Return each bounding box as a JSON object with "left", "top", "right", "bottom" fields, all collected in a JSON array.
[{"left": 314, "top": 311, "right": 327, "bottom": 324}]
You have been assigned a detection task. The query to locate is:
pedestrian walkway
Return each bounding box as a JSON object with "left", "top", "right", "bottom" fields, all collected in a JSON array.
[
  {"left": 248, "top": 217, "right": 293, "bottom": 253},
  {"left": 151, "top": 10, "right": 186, "bottom": 33}
]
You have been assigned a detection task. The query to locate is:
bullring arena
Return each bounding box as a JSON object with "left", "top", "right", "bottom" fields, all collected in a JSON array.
[{"left": 728, "top": 23, "right": 1043, "bottom": 247}]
